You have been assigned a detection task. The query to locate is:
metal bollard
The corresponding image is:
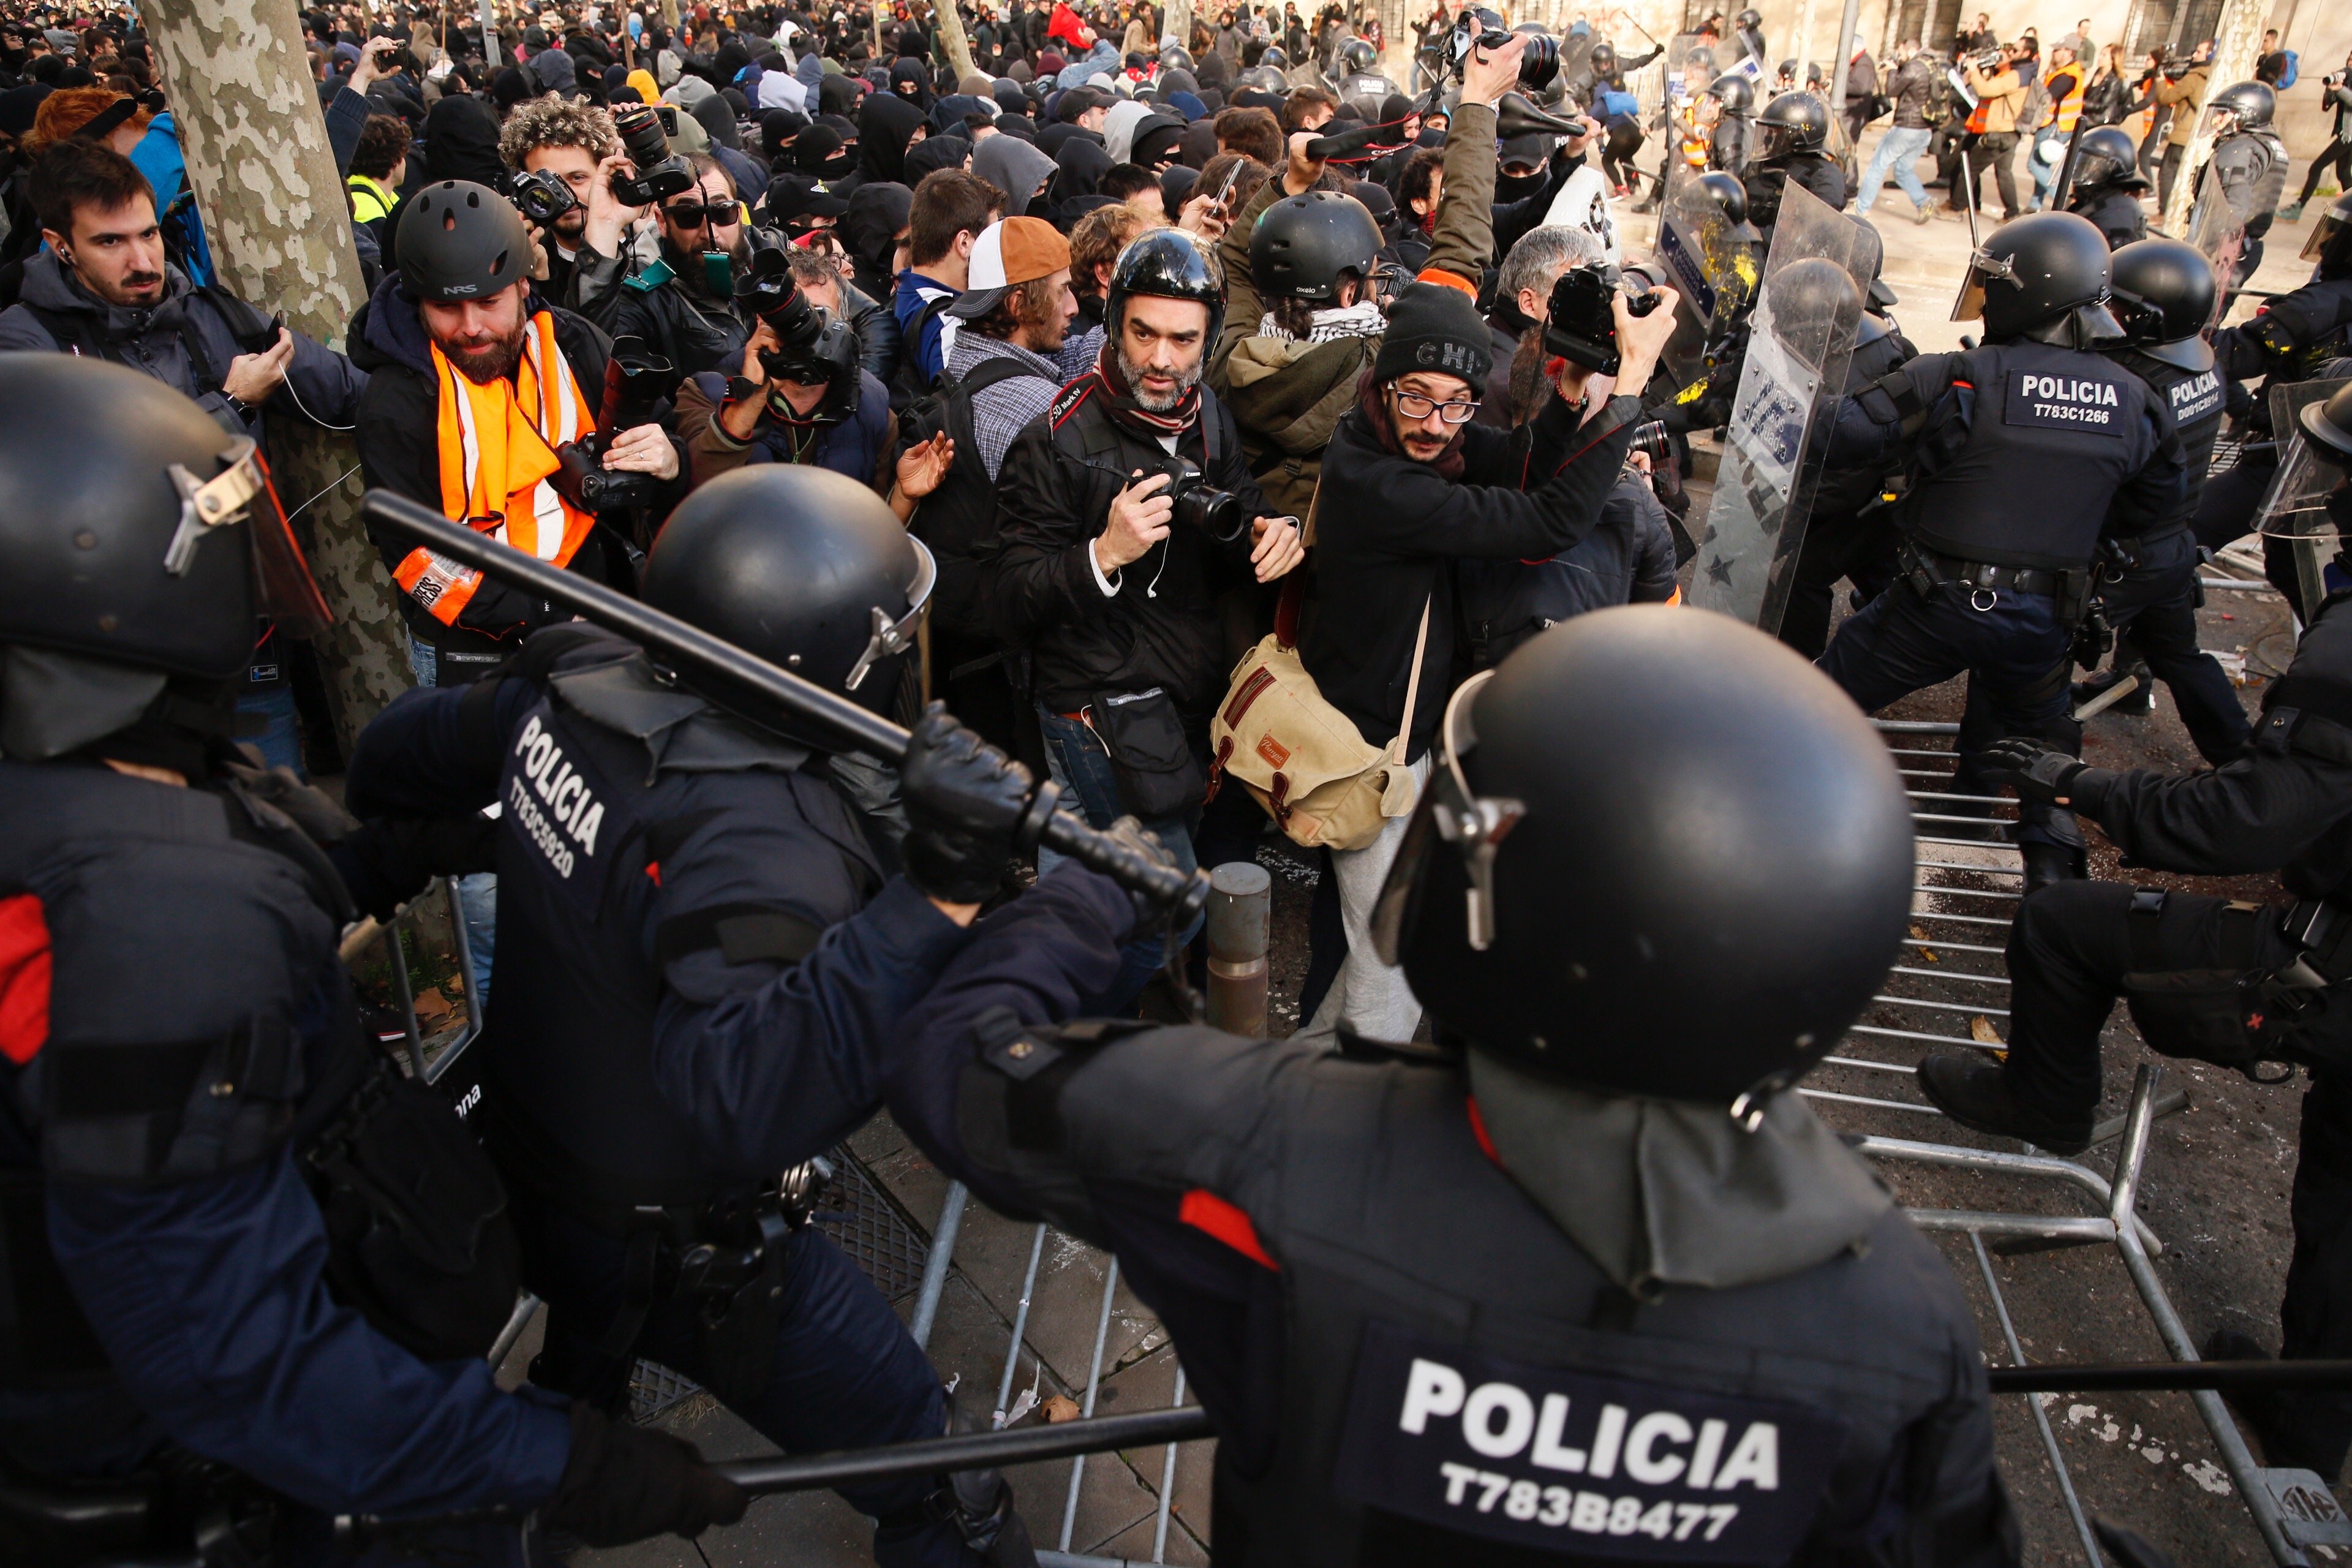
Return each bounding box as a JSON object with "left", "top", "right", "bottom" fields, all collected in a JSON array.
[{"left": 1204, "top": 862, "right": 1271, "bottom": 1037}]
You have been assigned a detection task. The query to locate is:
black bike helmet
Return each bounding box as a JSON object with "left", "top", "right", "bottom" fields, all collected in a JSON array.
[
  {"left": 2067, "top": 125, "right": 2149, "bottom": 192},
  {"left": 398, "top": 179, "right": 533, "bottom": 302},
  {"left": 1956, "top": 210, "right": 2119, "bottom": 347},
  {"left": 1706, "top": 72, "right": 1754, "bottom": 113},
  {"left": 1106, "top": 227, "right": 1226, "bottom": 346},
  {"left": 2108, "top": 238, "right": 2218, "bottom": 372},
  {"left": 1755, "top": 89, "right": 1830, "bottom": 158},
  {"left": 1374, "top": 606, "right": 1912, "bottom": 1106},
  {"left": 2206, "top": 78, "right": 2275, "bottom": 132},
  {"left": 1250, "top": 190, "right": 1382, "bottom": 304},
  {"left": 641, "top": 466, "right": 933, "bottom": 725}
]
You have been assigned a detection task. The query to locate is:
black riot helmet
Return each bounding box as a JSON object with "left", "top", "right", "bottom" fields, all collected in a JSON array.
[
  {"left": 1340, "top": 36, "right": 1375, "bottom": 72},
  {"left": 1760, "top": 257, "right": 1862, "bottom": 354},
  {"left": 2107, "top": 238, "right": 2217, "bottom": 372},
  {"left": 1261, "top": 43, "right": 1289, "bottom": 67},
  {"left": 398, "top": 179, "right": 534, "bottom": 302},
  {"left": 1705, "top": 71, "right": 1754, "bottom": 114},
  {"left": 2206, "top": 78, "right": 2275, "bottom": 134},
  {"left": 1954, "top": 210, "right": 2120, "bottom": 347},
  {"left": 2302, "top": 191, "right": 2352, "bottom": 279},
  {"left": 1159, "top": 43, "right": 1195, "bottom": 70},
  {"left": 2067, "top": 124, "right": 2150, "bottom": 194},
  {"left": 1754, "top": 89, "right": 1830, "bottom": 159},
  {"left": 0, "top": 355, "right": 332, "bottom": 760},
  {"left": 1372, "top": 607, "right": 1913, "bottom": 1107},
  {"left": 640, "top": 466, "right": 934, "bottom": 726},
  {"left": 1695, "top": 169, "right": 1763, "bottom": 243},
  {"left": 1106, "top": 226, "right": 1227, "bottom": 347},
  {"left": 1589, "top": 40, "right": 1616, "bottom": 74},
  {"left": 2300, "top": 382, "right": 2352, "bottom": 462},
  {"left": 1735, "top": 8, "right": 1763, "bottom": 29},
  {"left": 1250, "top": 190, "right": 1382, "bottom": 303}
]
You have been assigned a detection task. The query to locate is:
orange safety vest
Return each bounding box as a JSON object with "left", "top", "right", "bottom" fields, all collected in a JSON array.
[
  {"left": 2045, "top": 62, "right": 2086, "bottom": 133},
  {"left": 394, "top": 310, "right": 598, "bottom": 627}
]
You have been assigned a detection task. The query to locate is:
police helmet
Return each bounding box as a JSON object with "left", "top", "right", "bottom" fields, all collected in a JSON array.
[
  {"left": 2067, "top": 124, "right": 2149, "bottom": 193},
  {"left": 2299, "top": 382, "right": 2352, "bottom": 462},
  {"left": 641, "top": 466, "right": 933, "bottom": 723},
  {"left": 1760, "top": 257, "right": 1862, "bottom": 352},
  {"left": 2108, "top": 238, "right": 2217, "bottom": 372},
  {"left": 1372, "top": 607, "right": 1913, "bottom": 1106},
  {"left": 1261, "top": 43, "right": 1289, "bottom": 67},
  {"left": 398, "top": 180, "right": 533, "bottom": 303},
  {"left": 0, "top": 355, "right": 331, "bottom": 760},
  {"left": 1954, "top": 210, "right": 2119, "bottom": 347},
  {"left": 1341, "top": 36, "right": 1376, "bottom": 72},
  {"left": 2302, "top": 190, "right": 2352, "bottom": 276},
  {"left": 1684, "top": 43, "right": 1716, "bottom": 72},
  {"left": 2207, "top": 78, "right": 2275, "bottom": 132},
  {"left": 1705, "top": 72, "right": 1754, "bottom": 113},
  {"left": 1695, "top": 169, "right": 1762, "bottom": 243},
  {"left": 1589, "top": 40, "right": 1616, "bottom": 73},
  {"left": 1240, "top": 63, "right": 1289, "bottom": 92},
  {"left": 1755, "top": 89, "right": 1830, "bottom": 159},
  {"left": 1106, "top": 227, "right": 1226, "bottom": 347},
  {"left": 1159, "top": 43, "right": 1196, "bottom": 70},
  {"left": 1735, "top": 9, "right": 1763, "bottom": 29},
  {"left": 1250, "top": 190, "right": 1382, "bottom": 304}
]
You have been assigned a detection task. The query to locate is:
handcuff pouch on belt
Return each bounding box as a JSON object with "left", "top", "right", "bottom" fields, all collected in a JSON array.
[{"left": 2119, "top": 889, "right": 2352, "bottom": 1082}]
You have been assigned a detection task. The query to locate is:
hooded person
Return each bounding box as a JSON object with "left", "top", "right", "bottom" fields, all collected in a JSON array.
[
  {"left": 627, "top": 66, "right": 662, "bottom": 103},
  {"left": 383, "top": 94, "right": 508, "bottom": 261},
  {"left": 692, "top": 94, "right": 767, "bottom": 196},
  {"left": 1165, "top": 89, "right": 1207, "bottom": 123},
  {"left": 797, "top": 50, "right": 826, "bottom": 102},
  {"left": 888, "top": 56, "right": 936, "bottom": 112},
  {"left": 931, "top": 92, "right": 993, "bottom": 135},
  {"left": 666, "top": 72, "right": 718, "bottom": 112},
  {"left": 1178, "top": 113, "right": 1219, "bottom": 167},
  {"left": 1158, "top": 66, "right": 1200, "bottom": 99},
  {"left": 818, "top": 71, "right": 862, "bottom": 118},
  {"left": 974, "top": 130, "right": 1058, "bottom": 216},
  {"left": 859, "top": 88, "right": 929, "bottom": 184},
  {"left": 904, "top": 133, "right": 973, "bottom": 181},
  {"left": 993, "top": 77, "right": 1035, "bottom": 118},
  {"left": 842, "top": 179, "right": 914, "bottom": 301},
  {"left": 758, "top": 61, "right": 807, "bottom": 110},
  {"left": 760, "top": 107, "right": 809, "bottom": 165},
  {"left": 792, "top": 123, "right": 847, "bottom": 178},
  {"left": 1042, "top": 135, "right": 1113, "bottom": 227},
  {"left": 1101, "top": 94, "right": 1153, "bottom": 161},
  {"left": 1129, "top": 113, "right": 1186, "bottom": 171}
]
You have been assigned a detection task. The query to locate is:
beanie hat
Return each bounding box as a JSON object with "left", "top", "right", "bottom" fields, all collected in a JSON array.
[{"left": 1373, "top": 282, "right": 1493, "bottom": 390}]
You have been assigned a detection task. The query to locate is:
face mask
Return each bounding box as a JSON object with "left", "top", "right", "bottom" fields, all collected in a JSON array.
[{"left": 1494, "top": 166, "right": 1547, "bottom": 202}]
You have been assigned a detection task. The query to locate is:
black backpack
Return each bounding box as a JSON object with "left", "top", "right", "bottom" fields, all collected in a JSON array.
[{"left": 900, "top": 353, "right": 1052, "bottom": 643}]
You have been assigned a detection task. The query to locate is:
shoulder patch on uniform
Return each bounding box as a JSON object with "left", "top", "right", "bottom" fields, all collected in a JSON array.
[
  {"left": 0, "top": 893, "right": 51, "bottom": 1066},
  {"left": 624, "top": 257, "right": 677, "bottom": 293},
  {"left": 2004, "top": 368, "right": 2125, "bottom": 434}
]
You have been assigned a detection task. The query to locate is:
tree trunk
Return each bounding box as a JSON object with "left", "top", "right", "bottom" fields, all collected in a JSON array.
[
  {"left": 1167, "top": 0, "right": 1194, "bottom": 58},
  {"left": 931, "top": 0, "right": 980, "bottom": 84},
  {"left": 2159, "top": 0, "right": 2268, "bottom": 235},
  {"left": 662, "top": 0, "right": 682, "bottom": 35},
  {"left": 142, "top": 0, "right": 415, "bottom": 754}
]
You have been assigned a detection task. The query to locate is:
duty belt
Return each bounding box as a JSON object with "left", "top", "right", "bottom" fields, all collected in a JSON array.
[
  {"left": 1898, "top": 539, "right": 2091, "bottom": 620},
  {"left": 2282, "top": 899, "right": 2352, "bottom": 990}
]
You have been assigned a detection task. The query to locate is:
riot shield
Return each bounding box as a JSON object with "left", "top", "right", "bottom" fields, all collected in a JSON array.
[
  {"left": 1650, "top": 157, "right": 1760, "bottom": 391},
  {"left": 2253, "top": 377, "right": 2352, "bottom": 617},
  {"left": 1686, "top": 182, "right": 1871, "bottom": 632},
  {"left": 2185, "top": 157, "right": 2249, "bottom": 318}
]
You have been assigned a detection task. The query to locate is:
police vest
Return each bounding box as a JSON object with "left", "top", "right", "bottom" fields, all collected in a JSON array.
[
  {"left": 1903, "top": 340, "right": 2165, "bottom": 571},
  {"left": 990, "top": 1023, "right": 2004, "bottom": 1567},
  {"left": 2103, "top": 347, "right": 2223, "bottom": 537},
  {"left": 479, "top": 632, "right": 883, "bottom": 1213}
]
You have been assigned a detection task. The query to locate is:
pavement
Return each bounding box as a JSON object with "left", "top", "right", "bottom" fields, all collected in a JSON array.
[{"left": 567, "top": 160, "right": 2340, "bottom": 1568}]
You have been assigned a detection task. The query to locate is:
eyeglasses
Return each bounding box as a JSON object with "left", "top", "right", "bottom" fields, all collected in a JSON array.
[
  {"left": 1392, "top": 389, "right": 1481, "bottom": 424},
  {"left": 664, "top": 200, "right": 741, "bottom": 228}
]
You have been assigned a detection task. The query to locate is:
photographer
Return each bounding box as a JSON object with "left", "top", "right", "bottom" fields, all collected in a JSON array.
[
  {"left": 993, "top": 227, "right": 1306, "bottom": 1009},
  {"left": 2281, "top": 50, "right": 2352, "bottom": 223},
  {"left": 590, "top": 156, "right": 765, "bottom": 379},
  {"left": 2153, "top": 39, "right": 2213, "bottom": 211},
  {"left": 1957, "top": 41, "right": 2026, "bottom": 220},
  {"left": 497, "top": 94, "right": 630, "bottom": 310}
]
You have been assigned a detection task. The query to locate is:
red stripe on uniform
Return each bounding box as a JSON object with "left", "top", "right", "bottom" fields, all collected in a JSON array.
[
  {"left": 0, "top": 894, "right": 52, "bottom": 1066},
  {"left": 1179, "top": 1188, "right": 1278, "bottom": 1270},
  {"left": 1466, "top": 1096, "right": 1501, "bottom": 1165}
]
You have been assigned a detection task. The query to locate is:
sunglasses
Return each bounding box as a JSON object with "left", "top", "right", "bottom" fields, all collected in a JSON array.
[{"left": 665, "top": 199, "right": 742, "bottom": 228}]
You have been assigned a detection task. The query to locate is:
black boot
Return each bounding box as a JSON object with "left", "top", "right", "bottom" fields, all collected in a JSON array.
[
  {"left": 1917, "top": 1054, "right": 2093, "bottom": 1155},
  {"left": 2021, "top": 840, "right": 2083, "bottom": 895}
]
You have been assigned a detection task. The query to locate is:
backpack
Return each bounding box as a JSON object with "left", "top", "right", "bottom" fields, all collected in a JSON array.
[
  {"left": 2282, "top": 50, "right": 2301, "bottom": 90},
  {"left": 899, "top": 353, "right": 1048, "bottom": 642},
  {"left": 889, "top": 288, "right": 957, "bottom": 412}
]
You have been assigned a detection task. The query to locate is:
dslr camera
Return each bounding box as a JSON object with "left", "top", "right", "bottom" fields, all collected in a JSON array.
[
  {"left": 733, "top": 246, "right": 827, "bottom": 373},
  {"left": 1428, "top": 11, "right": 1560, "bottom": 92},
  {"left": 1542, "top": 262, "right": 1662, "bottom": 377},
  {"left": 511, "top": 167, "right": 577, "bottom": 227},
  {"left": 553, "top": 336, "right": 681, "bottom": 514},
  {"left": 1964, "top": 46, "right": 2003, "bottom": 72},
  {"left": 1146, "top": 456, "right": 1246, "bottom": 543},
  {"left": 609, "top": 104, "right": 696, "bottom": 208}
]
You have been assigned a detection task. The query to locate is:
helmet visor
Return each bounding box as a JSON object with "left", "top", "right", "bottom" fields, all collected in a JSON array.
[
  {"left": 2303, "top": 209, "right": 2352, "bottom": 262},
  {"left": 1370, "top": 670, "right": 1523, "bottom": 965},
  {"left": 1950, "top": 247, "right": 2014, "bottom": 323},
  {"left": 164, "top": 437, "right": 334, "bottom": 639},
  {"left": 843, "top": 534, "right": 936, "bottom": 693}
]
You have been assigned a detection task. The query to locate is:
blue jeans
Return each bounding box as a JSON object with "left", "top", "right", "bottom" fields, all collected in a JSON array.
[
  {"left": 2028, "top": 126, "right": 2068, "bottom": 209},
  {"left": 409, "top": 633, "right": 499, "bottom": 1008},
  {"left": 235, "top": 681, "right": 304, "bottom": 777},
  {"left": 1035, "top": 706, "right": 1203, "bottom": 1011},
  {"left": 1855, "top": 124, "right": 1932, "bottom": 215}
]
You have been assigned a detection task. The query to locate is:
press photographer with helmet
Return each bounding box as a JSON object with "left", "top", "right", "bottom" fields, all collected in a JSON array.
[
  {"left": 880, "top": 609, "right": 2021, "bottom": 1565},
  {"left": 351, "top": 179, "right": 682, "bottom": 690},
  {"left": 0, "top": 355, "right": 743, "bottom": 1564},
  {"left": 340, "top": 464, "right": 1043, "bottom": 1567}
]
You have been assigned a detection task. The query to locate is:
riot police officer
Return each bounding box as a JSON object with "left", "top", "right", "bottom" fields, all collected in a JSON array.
[
  {"left": 1704, "top": 71, "right": 1757, "bottom": 173},
  {"left": 1744, "top": 90, "right": 1847, "bottom": 239},
  {"left": 2201, "top": 80, "right": 2290, "bottom": 290},
  {"left": 2061, "top": 124, "right": 2152, "bottom": 250},
  {"left": 0, "top": 355, "right": 742, "bottom": 1563},
  {"left": 1819, "top": 211, "right": 2185, "bottom": 891},
  {"left": 1921, "top": 393, "right": 2352, "bottom": 1476},
  {"left": 339, "top": 466, "right": 1038, "bottom": 1567},
  {"left": 882, "top": 607, "right": 2021, "bottom": 1564},
  {"left": 2068, "top": 238, "right": 2253, "bottom": 763}
]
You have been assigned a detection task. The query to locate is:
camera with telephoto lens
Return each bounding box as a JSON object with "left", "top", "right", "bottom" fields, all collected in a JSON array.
[
  {"left": 554, "top": 336, "right": 681, "bottom": 513},
  {"left": 511, "top": 167, "right": 578, "bottom": 227},
  {"left": 1965, "top": 46, "right": 2003, "bottom": 72},
  {"left": 1543, "top": 263, "right": 1660, "bottom": 377},
  {"left": 733, "top": 246, "right": 829, "bottom": 380},
  {"left": 1628, "top": 419, "right": 1675, "bottom": 464},
  {"left": 2329, "top": 70, "right": 2348, "bottom": 91},
  {"left": 609, "top": 103, "right": 696, "bottom": 208},
  {"left": 1145, "top": 456, "right": 1247, "bottom": 543},
  {"left": 1431, "top": 12, "right": 1560, "bottom": 92}
]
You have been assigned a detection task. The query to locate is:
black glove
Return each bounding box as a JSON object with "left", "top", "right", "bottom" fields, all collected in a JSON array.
[
  {"left": 901, "top": 701, "right": 1035, "bottom": 905},
  {"left": 1098, "top": 813, "right": 1183, "bottom": 930},
  {"left": 543, "top": 1401, "right": 747, "bottom": 1547},
  {"left": 1977, "top": 737, "right": 2090, "bottom": 805}
]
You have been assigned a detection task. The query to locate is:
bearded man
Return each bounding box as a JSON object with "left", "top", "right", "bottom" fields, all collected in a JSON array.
[{"left": 994, "top": 227, "right": 1306, "bottom": 1009}]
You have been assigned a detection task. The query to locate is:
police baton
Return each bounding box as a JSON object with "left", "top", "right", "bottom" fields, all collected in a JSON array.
[
  {"left": 362, "top": 492, "right": 1212, "bottom": 920},
  {"left": 2046, "top": 115, "right": 2092, "bottom": 213},
  {"left": 1985, "top": 1360, "right": 2352, "bottom": 1395}
]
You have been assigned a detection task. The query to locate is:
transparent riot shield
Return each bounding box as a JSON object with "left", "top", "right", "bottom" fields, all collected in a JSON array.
[
  {"left": 1651, "top": 157, "right": 1760, "bottom": 391},
  {"left": 1686, "top": 182, "right": 1871, "bottom": 632},
  {"left": 2186, "top": 157, "right": 2249, "bottom": 326},
  {"left": 2253, "top": 377, "right": 2352, "bottom": 617}
]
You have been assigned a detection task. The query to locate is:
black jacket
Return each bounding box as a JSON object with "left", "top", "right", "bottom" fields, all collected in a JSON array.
[
  {"left": 1304, "top": 391, "right": 1640, "bottom": 762},
  {"left": 348, "top": 272, "right": 651, "bottom": 668},
  {"left": 1459, "top": 469, "right": 1681, "bottom": 668},
  {"left": 993, "top": 380, "right": 1272, "bottom": 715}
]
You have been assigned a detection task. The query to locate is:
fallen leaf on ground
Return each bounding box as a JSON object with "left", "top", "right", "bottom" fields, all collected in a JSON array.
[
  {"left": 412, "top": 989, "right": 453, "bottom": 1022},
  {"left": 1971, "top": 1016, "right": 2005, "bottom": 1046},
  {"left": 1042, "top": 1395, "right": 1082, "bottom": 1423}
]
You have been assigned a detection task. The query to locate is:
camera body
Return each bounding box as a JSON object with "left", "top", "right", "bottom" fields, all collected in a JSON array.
[
  {"left": 1148, "top": 456, "right": 1248, "bottom": 543},
  {"left": 1428, "top": 12, "right": 1560, "bottom": 92},
  {"left": 1965, "top": 47, "right": 2003, "bottom": 74},
  {"left": 552, "top": 337, "right": 680, "bottom": 514},
  {"left": 609, "top": 104, "right": 696, "bottom": 209},
  {"left": 733, "top": 246, "right": 829, "bottom": 376},
  {"left": 1542, "top": 263, "right": 1660, "bottom": 377},
  {"left": 2329, "top": 70, "right": 2348, "bottom": 91},
  {"left": 511, "top": 167, "right": 578, "bottom": 227}
]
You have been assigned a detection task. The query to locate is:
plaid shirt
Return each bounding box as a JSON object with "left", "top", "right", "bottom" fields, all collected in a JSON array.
[{"left": 946, "top": 323, "right": 1104, "bottom": 480}]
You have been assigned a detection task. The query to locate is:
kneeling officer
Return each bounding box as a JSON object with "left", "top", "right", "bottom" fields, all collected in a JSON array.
[
  {"left": 342, "top": 464, "right": 1038, "bottom": 1566},
  {"left": 884, "top": 607, "right": 2023, "bottom": 1564}
]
